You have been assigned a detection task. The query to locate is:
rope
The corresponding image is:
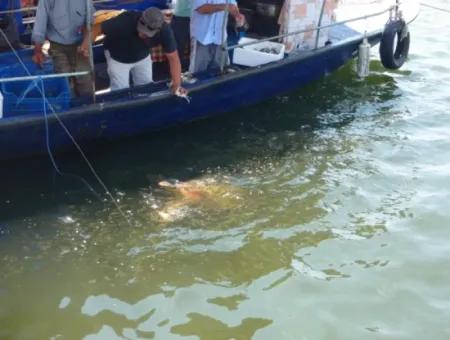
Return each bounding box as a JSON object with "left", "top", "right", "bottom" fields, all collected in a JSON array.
[
  {"left": 39, "top": 77, "right": 102, "bottom": 202},
  {"left": 0, "top": 27, "right": 133, "bottom": 227},
  {"left": 421, "top": 3, "right": 450, "bottom": 13}
]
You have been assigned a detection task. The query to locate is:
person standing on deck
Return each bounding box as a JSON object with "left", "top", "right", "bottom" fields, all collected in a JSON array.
[
  {"left": 31, "top": 0, "right": 95, "bottom": 97},
  {"left": 189, "top": 0, "right": 245, "bottom": 74},
  {"left": 171, "top": 0, "right": 191, "bottom": 71},
  {"left": 81, "top": 7, "right": 186, "bottom": 94}
]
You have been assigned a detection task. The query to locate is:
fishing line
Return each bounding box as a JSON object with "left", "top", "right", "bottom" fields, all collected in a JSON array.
[
  {"left": 0, "top": 28, "right": 133, "bottom": 227},
  {"left": 38, "top": 77, "right": 102, "bottom": 202},
  {"left": 0, "top": 29, "right": 100, "bottom": 198},
  {"left": 421, "top": 3, "right": 450, "bottom": 13}
]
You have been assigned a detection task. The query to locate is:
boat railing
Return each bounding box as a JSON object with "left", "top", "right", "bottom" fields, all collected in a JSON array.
[
  {"left": 0, "top": 0, "right": 400, "bottom": 88},
  {"left": 0, "top": 0, "right": 114, "bottom": 15},
  {"left": 1, "top": 0, "right": 400, "bottom": 53},
  {"left": 226, "top": 2, "right": 400, "bottom": 52},
  {"left": 0, "top": 71, "right": 89, "bottom": 83}
]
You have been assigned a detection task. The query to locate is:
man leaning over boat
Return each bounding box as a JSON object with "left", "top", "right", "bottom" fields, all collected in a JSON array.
[
  {"left": 81, "top": 7, "right": 186, "bottom": 95},
  {"left": 32, "top": 0, "right": 95, "bottom": 98}
]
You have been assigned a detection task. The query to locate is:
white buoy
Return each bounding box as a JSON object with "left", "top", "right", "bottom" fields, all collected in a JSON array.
[{"left": 357, "top": 37, "right": 371, "bottom": 78}]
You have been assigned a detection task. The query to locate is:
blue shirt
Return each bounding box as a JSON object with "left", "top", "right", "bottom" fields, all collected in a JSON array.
[
  {"left": 191, "top": 0, "right": 236, "bottom": 45},
  {"left": 32, "top": 0, "right": 95, "bottom": 45}
]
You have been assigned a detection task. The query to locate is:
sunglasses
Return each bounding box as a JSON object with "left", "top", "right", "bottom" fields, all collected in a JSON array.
[{"left": 139, "top": 18, "right": 160, "bottom": 32}]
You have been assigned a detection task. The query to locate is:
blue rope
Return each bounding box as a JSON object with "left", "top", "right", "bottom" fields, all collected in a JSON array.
[
  {"left": 40, "top": 77, "right": 62, "bottom": 175},
  {"left": 39, "top": 77, "right": 102, "bottom": 201}
]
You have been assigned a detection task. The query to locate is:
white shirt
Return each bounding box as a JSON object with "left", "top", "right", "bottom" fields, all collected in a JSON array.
[{"left": 190, "top": 0, "right": 237, "bottom": 45}]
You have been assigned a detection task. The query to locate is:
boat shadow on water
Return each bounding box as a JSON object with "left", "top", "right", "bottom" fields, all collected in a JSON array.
[{"left": 0, "top": 60, "right": 400, "bottom": 222}]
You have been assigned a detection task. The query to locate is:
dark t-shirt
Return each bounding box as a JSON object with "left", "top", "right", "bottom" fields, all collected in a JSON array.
[{"left": 102, "top": 11, "right": 177, "bottom": 64}]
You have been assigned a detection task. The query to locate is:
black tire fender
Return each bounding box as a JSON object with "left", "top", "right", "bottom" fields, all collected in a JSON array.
[{"left": 379, "top": 20, "right": 410, "bottom": 69}]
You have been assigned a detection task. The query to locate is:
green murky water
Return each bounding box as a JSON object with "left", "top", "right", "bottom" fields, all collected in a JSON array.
[{"left": 1, "top": 4, "right": 450, "bottom": 339}]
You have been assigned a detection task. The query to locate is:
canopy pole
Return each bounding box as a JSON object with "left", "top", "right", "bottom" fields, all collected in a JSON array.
[
  {"left": 220, "top": 0, "right": 230, "bottom": 73},
  {"left": 314, "top": 0, "right": 327, "bottom": 49}
]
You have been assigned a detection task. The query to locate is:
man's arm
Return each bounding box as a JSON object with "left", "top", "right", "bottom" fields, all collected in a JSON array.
[
  {"left": 31, "top": 0, "right": 48, "bottom": 66},
  {"left": 196, "top": 3, "right": 240, "bottom": 17},
  {"left": 165, "top": 51, "right": 186, "bottom": 94},
  {"left": 79, "top": 24, "right": 102, "bottom": 57}
]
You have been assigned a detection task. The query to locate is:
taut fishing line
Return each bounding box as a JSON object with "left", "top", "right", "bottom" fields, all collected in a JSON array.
[{"left": 421, "top": 3, "right": 450, "bottom": 14}]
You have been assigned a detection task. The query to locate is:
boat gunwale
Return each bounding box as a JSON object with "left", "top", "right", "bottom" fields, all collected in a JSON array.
[{"left": 0, "top": 30, "right": 383, "bottom": 130}]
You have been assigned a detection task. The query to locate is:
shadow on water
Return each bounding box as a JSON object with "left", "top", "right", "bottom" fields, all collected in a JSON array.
[{"left": 0, "top": 61, "right": 399, "bottom": 221}]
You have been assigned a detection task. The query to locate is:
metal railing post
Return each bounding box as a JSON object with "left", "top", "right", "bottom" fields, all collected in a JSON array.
[
  {"left": 220, "top": 0, "right": 230, "bottom": 73},
  {"left": 86, "top": 0, "right": 96, "bottom": 103},
  {"left": 314, "top": 0, "right": 327, "bottom": 50}
]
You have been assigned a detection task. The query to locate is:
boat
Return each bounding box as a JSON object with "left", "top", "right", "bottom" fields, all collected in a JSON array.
[{"left": 0, "top": 0, "right": 420, "bottom": 161}]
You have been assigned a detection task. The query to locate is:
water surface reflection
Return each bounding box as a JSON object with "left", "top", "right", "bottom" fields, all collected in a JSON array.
[{"left": 2, "top": 14, "right": 450, "bottom": 338}]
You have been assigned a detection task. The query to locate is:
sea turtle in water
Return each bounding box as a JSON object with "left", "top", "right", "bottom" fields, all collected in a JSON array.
[{"left": 156, "top": 177, "right": 244, "bottom": 222}]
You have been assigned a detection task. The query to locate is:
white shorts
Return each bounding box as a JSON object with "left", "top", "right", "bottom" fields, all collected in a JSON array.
[{"left": 105, "top": 50, "right": 153, "bottom": 91}]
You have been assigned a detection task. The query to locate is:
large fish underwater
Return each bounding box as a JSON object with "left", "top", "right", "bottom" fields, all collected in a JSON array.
[{"left": 155, "top": 177, "right": 245, "bottom": 222}]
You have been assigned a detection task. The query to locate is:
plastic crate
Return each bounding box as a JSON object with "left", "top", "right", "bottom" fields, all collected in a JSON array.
[
  {"left": 1, "top": 78, "right": 71, "bottom": 115},
  {"left": 0, "top": 49, "right": 34, "bottom": 66},
  {"left": 0, "top": 62, "right": 71, "bottom": 116},
  {"left": 233, "top": 37, "right": 285, "bottom": 67}
]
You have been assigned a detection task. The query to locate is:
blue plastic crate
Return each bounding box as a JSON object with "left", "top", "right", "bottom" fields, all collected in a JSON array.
[
  {"left": 1, "top": 78, "right": 71, "bottom": 115},
  {"left": 0, "top": 49, "right": 35, "bottom": 66},
  {"left": 0, "top": 61, "right": 71, "bottom": 116}
]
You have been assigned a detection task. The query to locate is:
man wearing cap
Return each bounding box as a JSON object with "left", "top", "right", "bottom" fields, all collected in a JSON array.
[{"left": 83, "top": 8, "right": 184, "bottom": 93}]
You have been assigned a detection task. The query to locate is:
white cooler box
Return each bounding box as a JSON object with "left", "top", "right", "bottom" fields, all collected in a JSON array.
[{"left": 233, "top": 37, "right": 285, "bottom": 67}]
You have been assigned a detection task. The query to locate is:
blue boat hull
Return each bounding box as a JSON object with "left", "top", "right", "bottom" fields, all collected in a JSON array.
[{"left": 0, "top": 35, "right": 377, "bottom": 160}]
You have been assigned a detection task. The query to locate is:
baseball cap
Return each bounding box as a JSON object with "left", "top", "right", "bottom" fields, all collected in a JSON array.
[{"left": 137, "top": 8, "right": 164, "bottom": 38}]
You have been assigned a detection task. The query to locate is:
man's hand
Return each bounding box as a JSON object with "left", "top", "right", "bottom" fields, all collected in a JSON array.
[
  {"left": 78, "top": 38, "right": 90, "bottom": 57},
  {"left": 228, "top": 4, "right": 240, "bottom": 17},
  {"left": 165, "top": 51, "right": 186, "bottom": 96},
  {"left": 32, "top": 46, "right": 45, "bottom": 67},
  {"left": 235, "top": 13, "right": 246, "bottom": 27},
  {"left": 170, "top": 82, "right": 188, "bottom": 96}
]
